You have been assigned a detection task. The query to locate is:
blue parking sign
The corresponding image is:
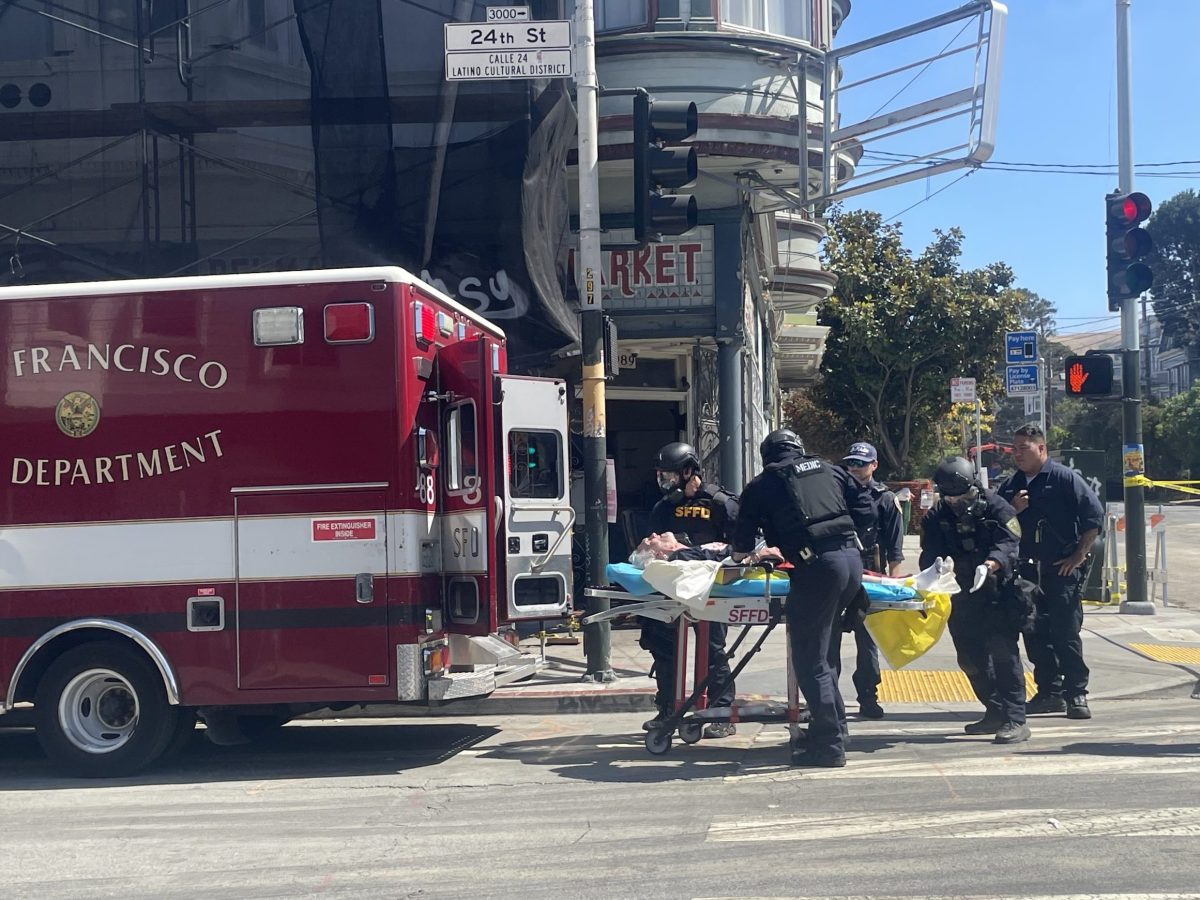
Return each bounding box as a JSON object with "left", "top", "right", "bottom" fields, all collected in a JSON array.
[
  {"left": 1006, "top": 330, "right": 1038, "bottom": 364},
  {"left": 1006, "top": 364, "right": 1039, "bottom": 396}
]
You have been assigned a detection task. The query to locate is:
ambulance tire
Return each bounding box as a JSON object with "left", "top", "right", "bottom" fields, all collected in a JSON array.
[
  {"left": 34, "top": 641, "right": 180, "bottom": 778},
  {"left": 160, "top": 711, "right": 199, "bottom": 763}
]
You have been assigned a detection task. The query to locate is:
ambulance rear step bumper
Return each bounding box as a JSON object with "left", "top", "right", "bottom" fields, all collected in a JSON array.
[
  {"left": 425, "top": 654, "right": 541, "bottom": 702},
  {"left": 425, "top": 635, "right": 542, "bottom": 703}
]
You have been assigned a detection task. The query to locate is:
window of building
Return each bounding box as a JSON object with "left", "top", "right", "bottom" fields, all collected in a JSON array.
[
  {"left": 509, "top": 430, "right": 563, "bottom": 499},
  {"left": 567, "top": 0, "right": 649, "bottom": 33},
  {"left": 719, "top": 0, "right": 811, "bottom": 41},
  {"left": 445, "top": 401, "right": 478, "bottom": 491}
]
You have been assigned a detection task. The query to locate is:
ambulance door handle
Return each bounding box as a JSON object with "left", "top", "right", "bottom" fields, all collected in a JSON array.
[{"left": 355, "top": 573, "right": 375, "bottom": 604}]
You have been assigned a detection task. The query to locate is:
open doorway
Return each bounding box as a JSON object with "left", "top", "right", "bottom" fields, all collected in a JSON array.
[{"left": 606, "top": 397, "right": 684, "bottom": 563}]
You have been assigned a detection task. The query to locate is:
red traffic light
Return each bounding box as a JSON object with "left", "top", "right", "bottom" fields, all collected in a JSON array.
[{"left": 1107, "top": 191, "right": 1152, "bottom": 226}]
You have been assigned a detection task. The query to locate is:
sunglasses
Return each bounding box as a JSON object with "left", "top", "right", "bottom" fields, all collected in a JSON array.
[{"left": 845, "top": 460, "right": 872, "bottom": 468}]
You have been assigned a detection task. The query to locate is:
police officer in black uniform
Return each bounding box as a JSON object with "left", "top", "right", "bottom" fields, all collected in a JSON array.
[
  {"left": 640, "top": 441, "right": 740, "bottom": 738},
  {"left": 731, "top": 429, "right": 871, "bottom": 768},
  {"left": 920, "top": 457, "right": 1029, "bottom": 744},
  {"left": 997, "top": 424, "right": 1104, "bottom": 720},
  {"left": 842, "top": 441, "right": 905, "bottom": 720}
]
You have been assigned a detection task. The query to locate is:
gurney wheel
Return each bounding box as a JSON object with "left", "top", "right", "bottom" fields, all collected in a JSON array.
[
  {"left": 678, "top": 721, "right": 703, "bottom": 744},
  {"left": 645, "top": 728, "right": 673, "bottom": 756}
]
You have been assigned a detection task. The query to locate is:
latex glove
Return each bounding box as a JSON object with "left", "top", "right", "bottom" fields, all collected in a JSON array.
[
  {"left": 938, "top": 556, "right": 954, "bottom": 576},
  {"left": 970, "top": 564, "right": 988, "bottom": 593}
]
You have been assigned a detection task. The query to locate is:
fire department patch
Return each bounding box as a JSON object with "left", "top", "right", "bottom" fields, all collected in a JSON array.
[{"left": 55, "top": 391, "right": 100, "bottom": 438}]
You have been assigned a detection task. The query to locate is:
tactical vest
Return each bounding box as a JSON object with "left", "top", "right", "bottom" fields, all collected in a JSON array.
[
  {"left": 937, "top": 499, "right": 992, "bottom": 560},
  {"left": 665, "top": 484, "right": 734, "bottom": 546},
  {"left": 768, "top": 458, "right": 854, "bottom": 560}
]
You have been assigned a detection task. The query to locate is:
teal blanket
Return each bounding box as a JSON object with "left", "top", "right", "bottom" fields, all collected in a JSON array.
[{"left": 604, "top": 562, "right": 916, "bottom": 600}]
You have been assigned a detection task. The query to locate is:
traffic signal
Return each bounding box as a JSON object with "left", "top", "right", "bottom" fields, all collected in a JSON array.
[
  {"left": 1105, "top": 191, "right": 1154, "bottom": 312},
  {"left": 1063, "top": 354, "right": 1114, "bottom": 397},
  {"left": 633, "top": 89, "right": 698, "bottom": 245}
]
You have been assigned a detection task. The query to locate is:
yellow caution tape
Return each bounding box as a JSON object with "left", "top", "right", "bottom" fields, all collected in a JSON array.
[{"left": 1122, "top": 475, "right": 1200, "bottom": 495}]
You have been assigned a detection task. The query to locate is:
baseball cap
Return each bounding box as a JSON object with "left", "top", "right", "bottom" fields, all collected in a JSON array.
[{"left": 843, "top": 442, "right": 878, "bottom": 465}]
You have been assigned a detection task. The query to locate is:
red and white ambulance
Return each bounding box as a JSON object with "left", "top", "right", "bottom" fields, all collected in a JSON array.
[{"left": 0, "top": 267, "right": 573, "bottom": 776}]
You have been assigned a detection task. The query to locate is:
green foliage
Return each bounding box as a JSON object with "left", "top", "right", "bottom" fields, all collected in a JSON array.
[
  {"left": 780, "top": 390, "right": 855, "bottom": 461},
  {"left": 814, "top": 209, "right": 1021, "bottom": 478},
  {"left": 1147, "top": 189, "right": 1200, "bottom": 343},
  {"left": 1148, "top": 384, "right": 1200, "bottom": 479}
]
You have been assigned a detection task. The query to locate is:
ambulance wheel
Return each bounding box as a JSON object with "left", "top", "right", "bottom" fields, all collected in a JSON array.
[
  {"left": 645, "top": 727, "right": 673, "bottom": 756},
  {"left": 678, "top": 721, "right": 703, "bottom": 744},
  {"left": 161, "top": 711, "right": 199, "bottom": 762},
  {"left": 34, "top": 641, "right": 179, "bottom": 778}
]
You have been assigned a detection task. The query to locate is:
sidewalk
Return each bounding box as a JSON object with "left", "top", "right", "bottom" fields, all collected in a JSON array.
[{"left": 373, "top": 535, "right": 1200, "bottom": 719}]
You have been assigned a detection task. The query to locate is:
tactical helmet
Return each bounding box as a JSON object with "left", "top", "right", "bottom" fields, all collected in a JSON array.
[
  {"left": 933, "top": 456, "right": 976, "bottom": 497},
  {"left": 760, "top": 428, "right": 805, "bottom": 464},
  {"left": 655, "top": 441, "right": 700, "bottom": 474}
]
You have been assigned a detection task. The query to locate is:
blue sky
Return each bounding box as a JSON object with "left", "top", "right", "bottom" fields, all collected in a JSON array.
[{"left": 834, "top": 1, "right": 1199, "bottom": 338}]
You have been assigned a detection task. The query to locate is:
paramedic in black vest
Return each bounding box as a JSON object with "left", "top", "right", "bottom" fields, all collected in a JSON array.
[
  {"left": 639, "top": 442, "right": 741, "bottom": 738},
  {"left": 842, "top": 440, "right": 905, "bottom": 720},
  {"left": 919, "top": 457, "right": 1029, "bottom": 744},
  {"left": 731, "top": 429, "right": 871, "bottom": 768},
  {"left": 997, "top": 423, "right": 1104, "bottom": 720}
]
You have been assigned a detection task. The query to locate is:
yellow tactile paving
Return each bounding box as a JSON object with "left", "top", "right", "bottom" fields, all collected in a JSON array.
[
  {"left": 877, "top": 670, "right": 1037, "bottom": 703},
  {"left": 1129, "top": 643, "right": 1200, "bottom": 664}
]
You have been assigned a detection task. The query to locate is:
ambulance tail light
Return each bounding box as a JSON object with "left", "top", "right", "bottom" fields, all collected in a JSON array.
[
  {"left": 424, "top": 640, "right": 451, "bottom": 676},
  {"left": 253, "top": 307, "right": 304, "bottom": 346},
  {"left": 324, "top": 302, "right": 375, "bottom": 344},
  {"left": 414, "top": 301, "right": 438, "bottom": 344}
]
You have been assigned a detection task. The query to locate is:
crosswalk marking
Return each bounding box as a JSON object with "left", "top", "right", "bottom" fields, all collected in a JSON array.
[{"left": 707, "top": 807, "right": 1200, "bottom": 842}]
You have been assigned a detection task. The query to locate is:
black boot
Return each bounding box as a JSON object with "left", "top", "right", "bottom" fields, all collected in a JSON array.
[
  {"left": 1066, "top": 695, "right": 1092, "bottom": 719},
  {"left": 858, "top": 698, "right": 885, "bottom": 719},
  {"left": 1026, "top": 693, "right": 1066, "bottom": 714},
  {"left": 964, "top": 714, "right": 1004, "bottom": 735},
  {"left": 642, "top": 706, "right": 670, "bottom": 731}
]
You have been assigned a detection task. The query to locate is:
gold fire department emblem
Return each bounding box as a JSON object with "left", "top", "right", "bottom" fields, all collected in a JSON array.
[{"left": 56, "top": 391, "right": 100, "bottom": 438}]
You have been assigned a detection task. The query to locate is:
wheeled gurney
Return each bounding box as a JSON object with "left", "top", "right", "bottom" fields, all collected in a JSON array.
[{"left": 583, "top": 560, "right": 934, "bottom": 756}]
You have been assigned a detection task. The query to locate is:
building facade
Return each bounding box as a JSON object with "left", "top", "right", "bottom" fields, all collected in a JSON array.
[{"left": 1, "top": 1, "right": 1002, "bottom": 565}]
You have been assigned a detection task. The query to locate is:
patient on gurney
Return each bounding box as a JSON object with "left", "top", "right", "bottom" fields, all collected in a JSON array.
[{"left": 628, "top": 532, "right": 782, "bottom": 569}]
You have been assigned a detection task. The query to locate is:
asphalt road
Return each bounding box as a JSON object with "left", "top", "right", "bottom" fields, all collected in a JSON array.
[{"left": 2, "top": 689, "right": 1197, "bottom": 899}]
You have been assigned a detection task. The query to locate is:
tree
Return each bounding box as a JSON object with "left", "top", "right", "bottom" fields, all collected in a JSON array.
[
  {"left": 1149, "top": 384, "right": 1200, "bottom": 479},
  {"left": 1013, "top": 287, "right": 1057, "bottom": 336},
  {"left": 815, "top": 210, "right": 1021, "bottom": 478},
  {"left": 1147, "top": 189, "right": 1200, "bottom": 343},
  {"left": 780, "top": 390, "right": 855, "bottom": 462}
]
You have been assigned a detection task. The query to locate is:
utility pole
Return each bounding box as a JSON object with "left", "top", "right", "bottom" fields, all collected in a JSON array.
[
  {"left": 575, "top": 0, "right": 617, "bottom": 677},
  {"left": 1116, "top": 0, "right": 1153, "bottom": 614}
]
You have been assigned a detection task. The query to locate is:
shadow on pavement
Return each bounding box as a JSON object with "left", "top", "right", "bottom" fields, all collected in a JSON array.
[
  {"left": 0, "top": 722, "right": 497, "bottom": 791},
  {"left": 479, "top": 731, "right": 772, "bottom": 783},
  {"left": 1023, "top": 740, "right": 1200, "bottom": 759}
]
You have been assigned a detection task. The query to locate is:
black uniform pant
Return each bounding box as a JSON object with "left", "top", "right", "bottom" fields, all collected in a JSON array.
[
  {"left": 1021, "top": 565, "right": 1089, "bottom": 699},
  {"left": 639, "top": 619, "right": 735, "bottom": 712},
  {"left": 787, "top": 545, "right": 863, "bottom": 757},
  {"left": 850, "top": 549, "right": 881, "bottom": 703},
  {"left": 851, "top": 621, "right": 881, "bottom": 703},
  {"left": 947, "top": 592, "right": 1026, "bottom": 725}
]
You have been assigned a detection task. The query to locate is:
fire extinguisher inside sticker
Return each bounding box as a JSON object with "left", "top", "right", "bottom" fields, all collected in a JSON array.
[{"left": 311, "top": 518, "right": 378, "bottom": 541}]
